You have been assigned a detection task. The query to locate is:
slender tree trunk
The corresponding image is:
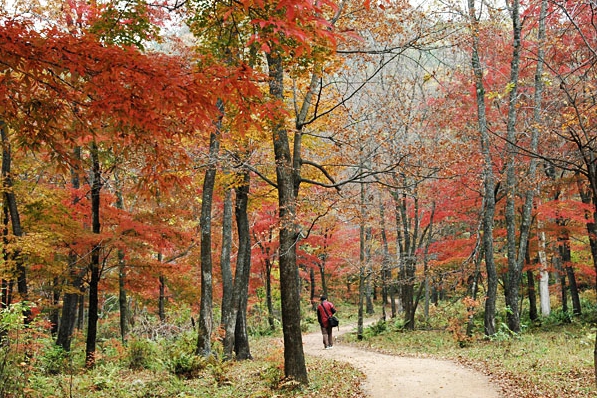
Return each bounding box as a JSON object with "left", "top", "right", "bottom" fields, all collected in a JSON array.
[
  {"left": 357, "top": 177, "right": 367, "bottom": 339},
  {"left": 503, "top": 0, "right": 526, "bottom": 334},
  {"left": 379, "top": 198, "right": 391, "bottom": 321},
  {"left": 527, "top": 270, "right": 538, "bottom": 322},
  {"left": 357, "top": 263, "right": 365, "bottom": 340},
  {"left": 1, "top": 200, "right": 12, "bottom": 310},
  {"left": 397, "top": 192, "right": 416, "bottom": 330},
  {"left": 537, "top": 226, "right": 551, "bottom": 316},
  {"left": 114, "top": 171, "right": 128, "bottom": 342},
  {"left": 565, "top": 265, "right": 581, "bottom": 315},
  {"left": 118, "top": 251, "right": 128, "bottom": 340},
  {"left": 0, "top": 122, "right": 28, "bottom": 317},
  {"left": 56, "top": 147, "right": 83, "bottom": 351},
  {"left": 220, "top": 188, "right": 233, "bottom": 328},
  {"left": 196, "top": 100, "right": 223, "bottom": 356},
  {"left": 531, "top": 0, "right": 549, "bottom": 322},
  {"left": 158, "top": 270, "right": 166, "bottom": 322},
  {"left": 265, "top": 255, "right": 275, "bottom": 330},
  {"left": 319, "top": 262, "right": 327, "bottom": 298},
  {"left": 77, "top": 291, "right": 85, "bottom": 331},
  {"left": 554, "top": 255, "right": 568, "bottom": 314},
  {"left": 467, "top": 243, "right": 482, "bottom": 337},
  {"left": 468, "top": 0, "right": 497, "bottom": 336},
  {"left": 309, "top": 267, "right": 316, "bottom": 309},
  {"left": 558, "top": 224, "right": 582, "bottom": 316},
  {"left": 86, "top": 142, "right": 102, "bottom": 368},
  {"left": 50, "top": 277, "right": 60, "bottom": 335},
  {"left": 222, "top": 177, "right": 253, "bottom": 360},
  {"left": 266, "top": 51, "right": 308, "bottom": 384},
  {"left": 256, "top": 227, "right": 276, "bottom": 329},
  {"left": 233, "top": 172, "right": 252, "bottom": 360},
  {"left": 365, "top": 226, "right": 374, "bottom": 315}
]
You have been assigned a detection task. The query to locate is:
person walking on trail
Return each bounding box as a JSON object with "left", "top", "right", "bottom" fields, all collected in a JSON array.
[{"left": 317, "top": 295, "right": 337, "bottom": 349}]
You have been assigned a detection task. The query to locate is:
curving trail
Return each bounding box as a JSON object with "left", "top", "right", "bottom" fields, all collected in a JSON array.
[{"left": 302, "top": 321, "right": 502, "bottom": 398}]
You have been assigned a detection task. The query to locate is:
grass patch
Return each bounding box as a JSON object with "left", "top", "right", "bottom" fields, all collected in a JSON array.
[{"left": 16, "top": 333, "right": 364, "bottom": 398}]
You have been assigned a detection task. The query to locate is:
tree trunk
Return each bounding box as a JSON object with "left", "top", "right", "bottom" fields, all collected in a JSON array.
[
  {"left": 233, "top": 172, "right": 252, "bottom": 360},
  {"left": 503, "top": 0, "right": 525, "bottom": 334},
  {"left": 50, "top": 277, "right": 60, "bottom": 335},
  {"left": 266, "top": 50, "right": 308, "bottom": 384},
  {"left": 379, "top": 198, "right": 391, "bottom": 321},
  {"left": 196, "top": 100, "right": 222, "bottom": 356},
  {"left": 396, "top": 191, "right": 417, "bottom": 330},
  {"left": 357, "top": 263, "right": 365, "bottom": 340},
  {"left": 537, "top": 227, "right": 551, "bottom": 316},
  {"left": 56, "top": 255, "right": 83, "bottom": 351},
  {"left": 114, "top": 171, "right": 128, "bottom": 342},
  {"left": 468, "top": 0, "right": 497, "bottom": 337},
  {"left": 558, "top": 233, "right": 581, "bottom": 315},
  {"left": 309, "top": 267, "right": 316, "bottom": 310},
  {"left": 85, "top": 142, "right": 102, "bottom": 368},
  {"left": 1, "top": 201, "right": 13, "bottom": 310},
  {"left": 77, "top": 291, "right": 85, "bottom": 331},
  {"left": 527, "top": 270, "right": 538, "bottom": 322},
  {"left": 220, "top": 188, "right": 233, "bottom": 328},
  {"left": 265, "top": 255, "right": 275, "bottom": 330},
  {"left": 515, "top": 0, "right": 549, "bottom": 321},
  {"left": 365, "top": 226, "right": 374, "bottom": 316},
  {"left": 119, "top": 251, "right": 128, "bottom": 340},
  {"left": 554, "top": 255, "right": 568, "bottom": 314},
  {"left": 0, "top": 123, "right": 28, "bottom": 317},
  {"left": 358, "top": 177, "right": 367, "bottom": 338},
  {"left": 56, "top": 146, "right": 84, "bottom": 351},
  {"left": 565, "top": 265, "right": 581, "bottom": 316},
  {"left": 158, "top": 271, "right": 166, "bottom": 322}
]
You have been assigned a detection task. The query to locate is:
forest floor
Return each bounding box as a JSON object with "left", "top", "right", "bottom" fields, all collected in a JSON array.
[{"left": 302, "top": 320, "right": 503, "bottom": 398}]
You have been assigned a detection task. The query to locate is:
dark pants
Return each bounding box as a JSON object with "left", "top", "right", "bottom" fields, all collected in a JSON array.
[{"left": 320, "top": 325, "right": 333, "bottom": 348}]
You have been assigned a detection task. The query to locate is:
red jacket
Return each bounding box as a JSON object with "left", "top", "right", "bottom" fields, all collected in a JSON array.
[{"left": 317, "top": 300, "right": 336, "bottom": 328}]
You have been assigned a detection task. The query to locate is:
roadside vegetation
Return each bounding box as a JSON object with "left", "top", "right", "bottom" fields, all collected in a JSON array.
[
  {"left": 345, "top": 296, "right": 597, "bottom": 398},
  {"left": 2, "top": 297, "right": 595, "bottom": 398}
]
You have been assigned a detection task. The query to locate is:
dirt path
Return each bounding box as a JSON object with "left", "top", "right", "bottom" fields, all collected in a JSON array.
[{"left": 303, "top": 321, "right": 502, "bottom": 398}]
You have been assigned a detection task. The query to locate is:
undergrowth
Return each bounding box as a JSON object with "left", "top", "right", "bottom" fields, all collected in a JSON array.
[{"left": 344, "top": 298, "right": 597, "bottom": 398}]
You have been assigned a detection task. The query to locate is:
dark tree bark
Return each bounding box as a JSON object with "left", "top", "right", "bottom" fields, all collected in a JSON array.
[
  {"left": 233, "top": 172, "right": 252, "bottom": 360},
  {"left": 365, "top": 226, "right": 374, "bottom": 316},
  {"left": 503, "top": 0, "right": 527, "bottom": 335},
  {"left": 119, "top": 251, "right": 128, "bottom": 339},
  {"left": 1, "top": 201, "right": 13, "bottom": 310},
  {"left": 266, "top": 50, "right": 308, "bottom": 384},
  {"left": 468, "top": 0, "right": 498, "bottom": 336},
  {"left": 309, "top": 267, "right": 316, "bottom": 310},
  {"left": 265, "top": 251, "right": 275, "bottom": 331},
  {"left": 50, "top": 277, "right": 60, "bottom": 335},
  {"left": 158, "top": 271, "right": 166, "bottom": 322},
  {"left": 85, "top": 142, "right": 102, "bottom": 368},
  {"left": 527, "top": 270, "right": 538, "bottom": 322},
  {"left": 393, "top": 190, "right": 419, "bottom": 330},
  {"left": 77, "top": 291, "right": 85, "bottom": 331},
  {"left": 220, "top": 188, "right": 233, "bottom": 328},
  {"left": 56, "top": 146, "right": 83, "bottom": 351},
  {"left": 56, "top": 256, "right": 83, "bottom": 351},
  {"left": 554, "top": 255, "right": 568, "bottom": 315},
  {"left": 1, "top": 123, "right": 28, "bottom": 316},
  {"left": 558, "top": 232, "right": 581, "bottom": 315},
  {"left": 196, "top": 100, "right": 223, "bottom": 356},
  {"left": 380, "top": 198, "right": 391, "bottom": 321},
  {"left": 114, "top": 171, "right": 129, "bottom": 341},
  {"left": 222, "top": 172, "right": 253, "bottom": 360},
  {"left": 255, "top": 224, "right": 276, "bottom": 330}
]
